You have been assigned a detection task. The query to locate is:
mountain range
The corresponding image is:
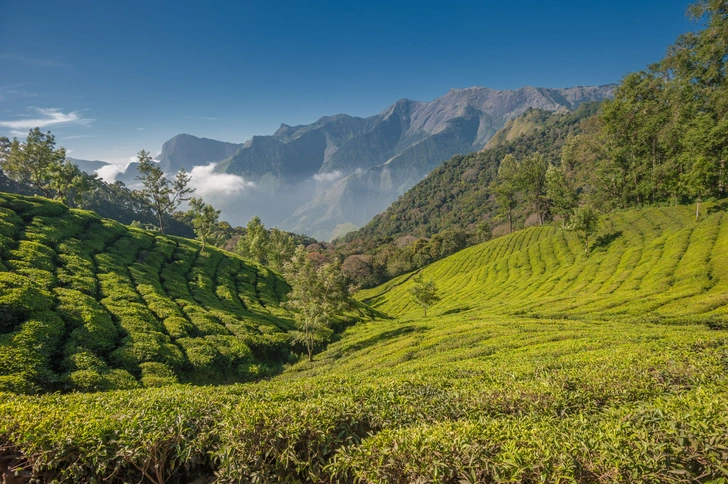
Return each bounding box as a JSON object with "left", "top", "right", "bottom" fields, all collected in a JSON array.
[{"left": 101, "top": 84, "right": 615, "bottom": 240}]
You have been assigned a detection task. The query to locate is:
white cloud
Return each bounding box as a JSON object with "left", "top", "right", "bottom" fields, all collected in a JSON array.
[
  {"left": 313, "top": 170, "right": 343, "bottom": 182},
  {"left": 61, "top": 135, "right": 97, "bottom": 140},
  {"left": 187, "top": 163, "right": 255, "bottom": 206},
  {"left": 96, "top": 164, "right": 125, "bottom": 182},
  {"left": 96, "top": 156, "right": 139, "bottom": 183},
  {"left": 9, "top": 129, "right": 26, "bottom": 137},
  {"left": 0, "top": 107, "right": 92, "bottom": 130}
]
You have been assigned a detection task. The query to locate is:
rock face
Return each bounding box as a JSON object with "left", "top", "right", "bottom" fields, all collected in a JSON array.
[
  {"left": 112, "top": 85, "right": 615, "bottom": 239},
  {"left": 157, "top": 134, "right": 243, "bottom": 173}
]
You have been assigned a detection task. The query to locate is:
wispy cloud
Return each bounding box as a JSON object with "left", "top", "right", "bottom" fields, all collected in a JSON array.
[
  {"left": 184, "top": 115, "right": 219, "bottom": 121},
  {"left": 0, "top": 108, "right": 93, "bottom": 130},
  {"left": 61, "top": 135, "right": 97, "bottom": 140},
  {"left": 313, "top": 170, "right": 344, "bottom": 182},
  {"left": 9, "top": 129, "right": 26, "bottom": 137}
]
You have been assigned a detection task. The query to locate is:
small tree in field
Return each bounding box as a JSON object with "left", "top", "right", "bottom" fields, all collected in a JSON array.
[
  {"left": 567, "top": 205, "right": 600, "bottom": 254},
  {"left": 188, "top": 197, "right": 220, "bottom": 253},
  {"left": 408, "top": 273, "right": 440, "bottom": 317},
  {"left": 284, "top": 246, "right": 348, "bottom": 362},
  {"left": 136, "top": 149, "right": 194, "bottom": 234}
]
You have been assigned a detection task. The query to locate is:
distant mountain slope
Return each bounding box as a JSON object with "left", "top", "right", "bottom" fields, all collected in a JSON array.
[
  {"left": 358, "top": 201, "right": 728, "bottom": 323},
  {"left": 108, "top": 85, "right": 614, "bottom": 236},
  {"left": 279, "top": 85, "right": 614, "bottom": 240},
  {"left": 0, "top": 193, "right": 296, "bottom": 394},
  {"left": 342, "top": 103, "right": 600, "bottom": 242},
  {"left": 157, "top": 134, "right": 244, "bottom": 173},
  {"left": 68, "top": 157, "right": 110, "bottom": 175}
]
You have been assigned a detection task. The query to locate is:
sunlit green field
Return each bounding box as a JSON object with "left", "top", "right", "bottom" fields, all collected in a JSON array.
[
  {"left": 358, "top": 202, "right": 728, "bottom": 323},
  {"left": 2, "top": 201, "right": 728, "bottom": 483}
]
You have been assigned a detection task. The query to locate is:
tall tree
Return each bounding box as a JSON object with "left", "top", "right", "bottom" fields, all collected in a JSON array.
[
  {"left": 0, "top": 128, "right": 67, "bottom": 197},
  {"left": 284, "top": 246, "right": 348, "bottom": 362},
  {"left": 490, "top": 154, "right": 519, "bottom": 233},
  {"left": 236, "top": 216, "right": 269, "bottom": 264},
  {"left": 266, "top": 227, "right": 296, "bottom": 271},
  {"left": 48, "top": 159, "right": 92, "bottom": 207},
  {"left": 135, "top": 150, "right": 194, "bottom": 234},
  {"left": 546, "top": 165, "right": 578, "bottom": 224},
  {"left": 188, "top": 197, "right": 220, "bottom": 252},
  {"left": 516, "top": 153, "right": 550, "bottom": 225},
  {"left": 408, "top": 272, "right": 440, "bottom": 318},
  {"left": 566, "top": 205, "right": 600, "bottom": 255}
]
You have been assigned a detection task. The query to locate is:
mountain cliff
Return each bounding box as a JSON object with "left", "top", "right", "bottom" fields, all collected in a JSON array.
[
  {"left": 280, "top": 85, "right": 615, "bottom": 239},
  {"left": 111, "top": 85, "right": 615, "bottom": 238}
]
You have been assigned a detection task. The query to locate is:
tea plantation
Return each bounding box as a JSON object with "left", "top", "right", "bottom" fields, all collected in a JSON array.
[
  {"left": 0, "top": 193, "right": 298, "bottom": 394},
  {"left": 2, "top": 198, "right": 728, "bottom": 482}
]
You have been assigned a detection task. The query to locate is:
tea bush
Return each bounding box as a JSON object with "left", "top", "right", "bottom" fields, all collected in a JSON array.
[{"left": 0, "top": 193, "right": 301, "bottom": 392}]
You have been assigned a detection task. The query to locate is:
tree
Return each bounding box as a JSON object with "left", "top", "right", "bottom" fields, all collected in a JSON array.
[
  {"left": 566, "top": 205, "right": 600, "bottom": 254},
  {"left": 266, "top": 227, "right": 296, "bottom": 271},
  {"left": 476, "top": 220, "right": 492, "bottom": 243},
  {"left": 408, "top": 272, "right": 440, "bottom": 318},
  {"left": 135, "top": 150, "right": 194, "bottom": 234},
  {"left": 0, "top": 128, "right": 67, "bottom": 197},
  {"left": 188, "top": 197, "right": 220, "bottom": 252},
  {"left": 516, "top": 153, "right": 550, "bottom": 225},
  {"left": 236, "top": 216, "right": 269, "bottom": 264},
  {"left": 47, "top": 159, "right": 92, "bottom": 207},
  {"left": 546, "top": 165, "right": 578, "bottom": 224},
  {"left": 284, "top": 246, "right": 349, "bottom": 362},
  {"left": 490, "top": 154, "right": 519, "bottom": 233}
]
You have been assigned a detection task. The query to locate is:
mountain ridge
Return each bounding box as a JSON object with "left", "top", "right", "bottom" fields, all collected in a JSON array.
[{"left": 110, "top": 84, "right": 615, "bottom": 237}]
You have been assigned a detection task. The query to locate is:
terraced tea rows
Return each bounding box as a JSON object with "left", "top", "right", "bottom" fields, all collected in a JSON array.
[
  {"left": 358, "top": 202, "right": 728, "bottom": 323},
  {"left": 3, "top": 312, "right": 727, "bottom": 482},
  {"left": 2, "top": 197, "right": 728, "bottom": 482},
  {"left": 0, "top": 193, "right": 295, "bottom": 393}
]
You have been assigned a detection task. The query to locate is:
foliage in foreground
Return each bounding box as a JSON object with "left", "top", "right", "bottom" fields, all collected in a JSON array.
[
  {"left": 0, "top": 193, "right": 299, "bottom": 393},
  {"left": 1, "top": 316, "right": 727, "bottom": 483}
]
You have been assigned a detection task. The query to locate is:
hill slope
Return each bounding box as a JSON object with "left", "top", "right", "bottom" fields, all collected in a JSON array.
[
  {"left": 342, "top": 103, "right": 600, "bottom": 241},
  {"left": 358, "top": 202, "right": 728, "bottom": 323},
  {"left": 280, "top": 86, "right": 614, "bottom": 239},
  {"left": 0, "top": 193, "right": 296, "bottom": 394},
  {"left": 3, "top": 203, "right": 728, "bottom": 482}
]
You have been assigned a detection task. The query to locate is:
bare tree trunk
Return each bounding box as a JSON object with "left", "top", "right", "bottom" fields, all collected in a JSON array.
[
  {"left": 157, "top": 209, "right": 165, "bottom": 235},
  {"left": 696, "top": 198, "right": 701, "bottom": 221}
]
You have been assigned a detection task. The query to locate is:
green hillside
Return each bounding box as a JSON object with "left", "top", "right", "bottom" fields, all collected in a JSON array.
[
  {"left": 341, "top": 102, "right": 600, "bottom": 241},
  {"left": 0, "top": 193, "right": 297, "bottom": 394},
  {"left": 358, "top": 202, "right": 728, "bottom": 324},
  {"left": 3, "top": 202, "right": 728, "bottom": 482}
]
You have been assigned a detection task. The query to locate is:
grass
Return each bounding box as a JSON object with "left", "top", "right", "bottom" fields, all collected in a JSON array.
[{"left": 1, "top": 198, "right": 728, "bottom": 482}]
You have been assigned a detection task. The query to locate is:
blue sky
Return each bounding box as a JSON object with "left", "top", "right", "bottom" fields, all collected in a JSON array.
[{"left": 0, "top": 0, "right": 695, "bottom": 166}]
